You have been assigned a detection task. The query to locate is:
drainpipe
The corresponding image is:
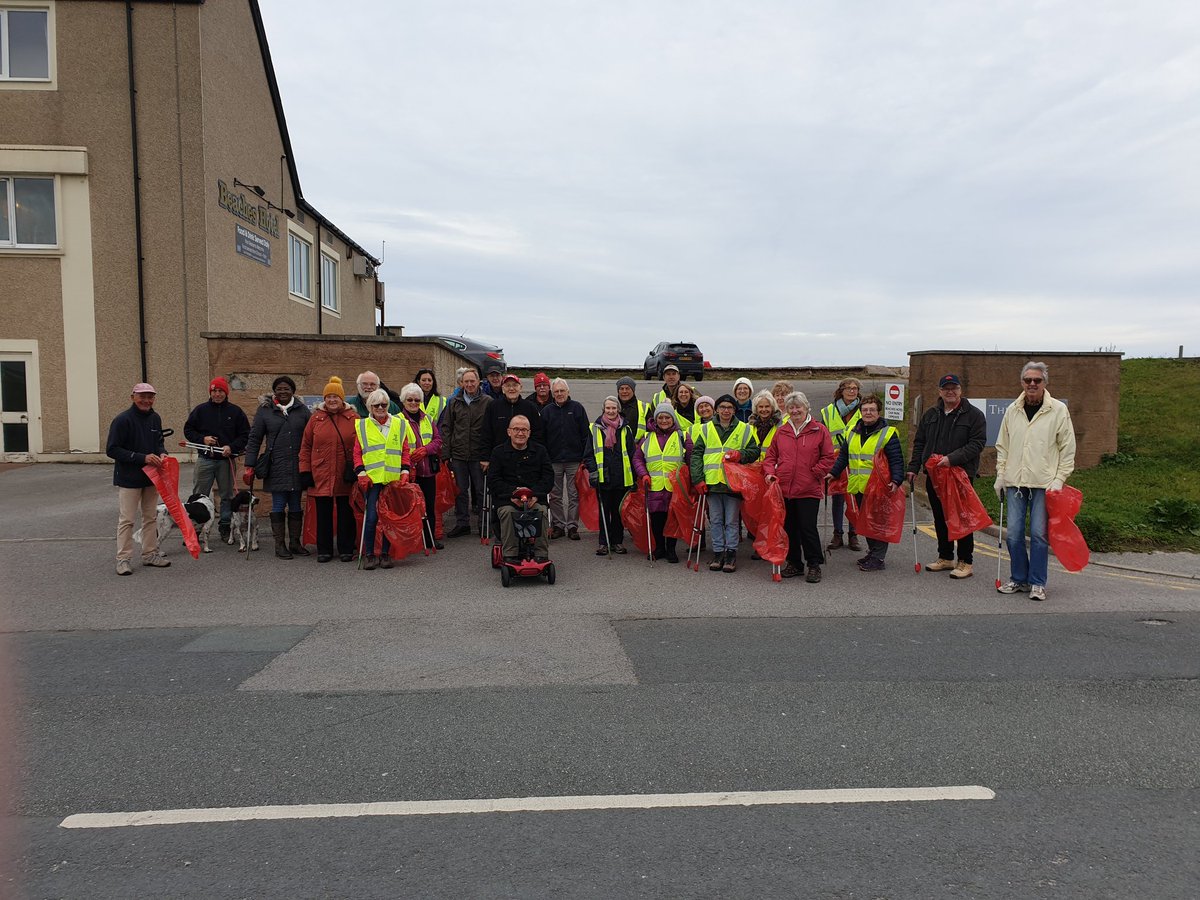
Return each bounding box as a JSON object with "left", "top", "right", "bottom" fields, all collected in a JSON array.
[
  {"left": 126, "top": 1, "right": 149, "bottom": 381},
  {"left": 315, "top": 221, "right": 322, "bottom": 334}
]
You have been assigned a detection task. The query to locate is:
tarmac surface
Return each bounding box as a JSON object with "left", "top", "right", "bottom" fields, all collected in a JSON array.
[{"left": 3, "top": 415, "right": 1199, "bottom": 897}]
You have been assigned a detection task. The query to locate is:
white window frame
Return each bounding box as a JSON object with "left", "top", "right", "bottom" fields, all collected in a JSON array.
[
  {"left": 287, "top": 223, "right": 313, "bottom": 304},
  {"left": 0, "top": 2, "right": 56, "bottom": 90},
  {"left": 0, "top": 173, "right": 57, "bottom": 249},
  {"left": 320, "top": 250, "right": 339, "bottom": 314}
]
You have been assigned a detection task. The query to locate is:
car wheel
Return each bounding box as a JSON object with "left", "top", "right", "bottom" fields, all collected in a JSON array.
[
  {"left": 501, "top": 566, "right": 512, "bottom": 587},
  {"left": 644, "top": 368, "right": 652, "bottom": 380},
  {"left": 695, "top": 371, "right": 704, "bottom": 382}
]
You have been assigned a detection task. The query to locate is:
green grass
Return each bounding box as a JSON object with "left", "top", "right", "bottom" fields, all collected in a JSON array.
[{"left": 974, "top": 358, "right": 1200, "bottom": 552}]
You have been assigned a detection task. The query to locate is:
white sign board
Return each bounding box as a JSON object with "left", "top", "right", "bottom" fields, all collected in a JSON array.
[{"left": 884, "top": 382, "right": 905, "bottom": 421}]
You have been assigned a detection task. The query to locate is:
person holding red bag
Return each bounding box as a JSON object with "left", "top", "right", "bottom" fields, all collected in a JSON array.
[
  {"left": 353, "top": 388, "right": 412, "bottom": 570},
  {"left": 827, "top": 394, "right": 905, "bottom": 572},
  {"left": 399, "top": 382, "right": 444, "bottom": 551},
  {"left": 995, "top": 361, "right": 1076, "bottom": 601},
  {"left": 906, "top": 373, "right": 987, "bottom": 579}
]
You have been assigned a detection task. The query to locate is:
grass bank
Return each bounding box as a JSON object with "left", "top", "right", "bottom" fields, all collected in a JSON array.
[{"left": 975, "top": 357, "right": 1200, "bottom": 552}]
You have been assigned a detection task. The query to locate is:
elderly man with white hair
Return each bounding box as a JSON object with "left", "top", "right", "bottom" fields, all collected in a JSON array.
[
  {"left": 994, "top": 361, "right": 1076, "bottom": 602},
  {"left": 347, "top": 371, "right": 399, "bottom": 417},
  {"left": 763, "top": 392, "right": 837, "bottom": 582},
  {"left": 541, "top": 377, "right": 595, "bottom": 540}
]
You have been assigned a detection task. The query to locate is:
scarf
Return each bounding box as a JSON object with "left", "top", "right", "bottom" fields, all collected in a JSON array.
[
  {"left": 600, "top": 412, "right": 622, "bottom": 449},
  {"left": 835, "top": 398, "right": 859, "bottom": 419},
  {"left": 275, "top": 396, "right": 295, "bottom": 417}
]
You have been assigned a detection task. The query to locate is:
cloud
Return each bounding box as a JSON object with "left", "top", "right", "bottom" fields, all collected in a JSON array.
[{"left": 262, "top": 0, "right": 1200, "bottom": 366}]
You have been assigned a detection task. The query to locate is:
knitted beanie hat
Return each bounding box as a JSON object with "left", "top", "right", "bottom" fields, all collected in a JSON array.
[{"left": 322, "top": 375, "right": 345, "bottom": 399}]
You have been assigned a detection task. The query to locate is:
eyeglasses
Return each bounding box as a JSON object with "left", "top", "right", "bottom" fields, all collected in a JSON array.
[
  {"left": 1023, "top": 378, "right": 1044, "bottom": 385},
  {"left": 370, "top": 402, "right": 389, "bottom": 408},
  {"left": 403, "top": 397, "right": 421, "bottom": 403},
  {"left": 509, "top": 427, "right": 530, "bottom": 433}
]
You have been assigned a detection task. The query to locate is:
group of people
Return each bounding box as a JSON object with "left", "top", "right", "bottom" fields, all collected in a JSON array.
[{"left": 105, "top": 361, "right": 1076, "bottom": 598}]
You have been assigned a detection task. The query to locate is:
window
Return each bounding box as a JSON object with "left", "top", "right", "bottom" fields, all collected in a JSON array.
[
  {"left": 0, "top": 7, "right": 50, "bottom": 80},
  {"left": 0, "top": 175, "right": 56, "bottom": 247},
  {"left": 288, "top": 232, "right": 311, "bottom": 300},
  {"left": 320, "top": 252, "right": 338, "bottom": 312}
]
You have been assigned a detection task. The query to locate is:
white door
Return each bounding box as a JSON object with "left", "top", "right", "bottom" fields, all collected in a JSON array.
[{"left": 0, "top": 354, "right": 39, "bottom": 457}]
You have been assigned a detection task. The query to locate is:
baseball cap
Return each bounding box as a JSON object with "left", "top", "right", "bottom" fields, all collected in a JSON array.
[
  {"left": 486, "top": 365, "right": 503, "bottom": 375},
  {"left": 501, "top": 373, "right": 521, "bottom": 386},
  {"left": 938, "top": 374, "right": 962, "bottom": 388},
  {"left": 132, "top": 382, "right": 156, "bottom": 394},
  {"left": 663, "top": 364, "right": 680, "bottom": 374}
]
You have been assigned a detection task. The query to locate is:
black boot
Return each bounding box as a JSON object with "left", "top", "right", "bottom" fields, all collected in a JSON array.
[
  {"left": 287, "top": 512, "right": 310, "bottom": 556},
  {"left": 271, "top": 512, "right": 292, "bottom": 559}
]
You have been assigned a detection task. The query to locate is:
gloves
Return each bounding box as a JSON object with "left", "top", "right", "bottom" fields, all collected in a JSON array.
[
  {"left": 357, "top": 474, "right": 371, "bottom": 490},
  {"left": 1049, "top": 479, "right": 1063, "bottom": 492},
  {"left": 723, "top": 451, "right": 739, "bottom": 462},
  {"left": 695, "top": 481, "right": 709, "bottom": 495},
  {"left": 242, "top": 468, "right": 255, "bottom": 486},
  {"left": 299, "top": 471, "right": 315, "bottom": 490},
  {"left": 640, "top": 475, "right": 652, "bottom": 490},
  {"left": 410, "top": 446, "right": 426, "bottom": 462},
  {"left": 993, "top": 475, "right": 1006, "bottom": 499}
]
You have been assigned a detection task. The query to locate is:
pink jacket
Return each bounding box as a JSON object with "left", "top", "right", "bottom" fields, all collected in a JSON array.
[{"left": 762, "top": 416, "right": 837, "bottom": 499}]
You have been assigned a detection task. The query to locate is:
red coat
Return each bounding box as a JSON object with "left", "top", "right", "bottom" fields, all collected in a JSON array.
[
  {"left": 299, "top": 405, "right": 360, "bottom": 496},
  {"left": 762, "top": 416, "right": 837, "bottom": 500}
]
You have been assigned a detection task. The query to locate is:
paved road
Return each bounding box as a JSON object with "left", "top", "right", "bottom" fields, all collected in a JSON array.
[{"left": 2, "top": 460, "right": 1198, "bottom": 898}]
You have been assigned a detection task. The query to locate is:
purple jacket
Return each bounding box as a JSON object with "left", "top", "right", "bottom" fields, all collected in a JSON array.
[{"left": 632, "top": 420, "right": 693, "bottom": 513}]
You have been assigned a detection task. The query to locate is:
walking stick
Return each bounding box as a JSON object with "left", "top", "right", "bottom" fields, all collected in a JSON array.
[
  {"left": 644, "top": 484, "right": 655, "bottom": 564},
  {"left": 480, "top": 474, "right": 491, "bottom": 546},
  {"left": 356, "top": 483, "right": 370, "bottom": 570},
  {"left": 910, "top": 484, "right": 922, "bottom": 573},
  {"left": 244, "top": 469, "right": 256, "bottom": 562},
  {"left": 599, "top": 489, "right": 613, "bottom": 560},
  {"left": 822, "top": 487, "right": 831, "bottom": 563},
  {"left": 995, "top": 491, "right": 1005, "bottom": 589}
]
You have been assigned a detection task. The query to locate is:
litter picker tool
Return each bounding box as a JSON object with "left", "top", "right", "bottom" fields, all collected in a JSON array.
[
  {"left": 910, "top": 483, "right": 922, "bottom": 573},
  {"left": 480, "top": 474, "right": 491, "bottom": 546},
  {"left": 599, "top": 492, "right": 613, "bottom": 560},
  {"left": 644, "top": 483, "right": 654, "bottom": 565},
  {"left": 686, "top": 492, "right": 706, "bottom": 571},
  {"left": 356, "top": 484, "right": 370, "bottom": 570}
]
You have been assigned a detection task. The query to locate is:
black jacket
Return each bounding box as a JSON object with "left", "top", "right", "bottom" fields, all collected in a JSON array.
[
  {"left": 541, "top": 398, "right": 593, "bottom": 464},
  {"left": 482, "top": 396, "right": 545, "bottom": 451},
  {"left": 184, "top": 399, "right": 250, "bottom": 458},
  {"left": 245, "top": 396, "right": 312, "bottom": 492},
  {"left": 907, "top": 398, "right": 987, "bottom": 479},
  {"left": 106, "top": 405, "right": 166, "bottom": 488},
  {"left": 489, "top": 440, "right": 554, "bottom": 506}
]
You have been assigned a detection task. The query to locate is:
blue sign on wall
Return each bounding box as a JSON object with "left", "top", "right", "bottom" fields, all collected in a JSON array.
[
  {"left": 969, "top": 397, "right": 1068, "bottom": 447},
  {"left": 235, "top": 223, "right": 272, "bottom": 267}
]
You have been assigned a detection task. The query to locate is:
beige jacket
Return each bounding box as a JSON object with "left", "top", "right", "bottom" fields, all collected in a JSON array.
[{"left": 995, "top": 389, "right": 1076, "bottom": 489}]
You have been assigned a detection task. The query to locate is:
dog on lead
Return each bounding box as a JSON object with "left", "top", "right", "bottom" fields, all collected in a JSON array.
[
  {"left": 134, "top": 493, "right": 217, "bottom": 553},
  {"left": 229, "top": 490, "right": 260, "bottom": 552}
]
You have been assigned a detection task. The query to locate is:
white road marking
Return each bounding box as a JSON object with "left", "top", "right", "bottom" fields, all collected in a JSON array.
[{"left": 60, "top": 785, "right": 995, "bottom": 829}]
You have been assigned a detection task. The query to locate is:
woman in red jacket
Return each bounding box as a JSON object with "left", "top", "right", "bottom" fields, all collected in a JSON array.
[
  {"left": 299, "top": 376, "right": 360, "bottom": 562},
  {"left": 763, "top": 391, "right": 837, "bottom": 582}
]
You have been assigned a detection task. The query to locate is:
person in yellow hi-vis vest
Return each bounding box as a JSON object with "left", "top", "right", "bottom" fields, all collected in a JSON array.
[
  {"left": 690, "top": 394, "right": 760, "bottom": 573},
  {"left": 590, "top": 396, "right": 639, "bottom": 556},
  {"left": 632, "top": 402, "right": 694, "bottom": 563},
  {"left": 820, "top": 378, "right": 863, "bottom": 552},
  {"left": 353, "top": 388, "right": 412, "bottom": 570},
  {"left": 826, "top": 394, "right": 905, "bottom": 572}
]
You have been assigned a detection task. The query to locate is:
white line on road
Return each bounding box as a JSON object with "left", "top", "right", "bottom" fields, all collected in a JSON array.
[{"left": 60, "top": 785, "right": 995, "bottom": 829}]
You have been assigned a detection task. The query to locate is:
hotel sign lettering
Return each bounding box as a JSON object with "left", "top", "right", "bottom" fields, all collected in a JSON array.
[{"left": 217, "top": 180, "right": 280, "bottom": 239}]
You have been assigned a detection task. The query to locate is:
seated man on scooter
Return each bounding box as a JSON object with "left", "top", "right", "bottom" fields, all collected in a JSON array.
[{"left": 489, "top": 415, "right": 555, "bottom": 563}]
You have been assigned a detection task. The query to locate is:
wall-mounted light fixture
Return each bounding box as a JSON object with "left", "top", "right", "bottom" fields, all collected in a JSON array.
[{"left": 233, "top": 178, "right": 294, "bottom": 218}]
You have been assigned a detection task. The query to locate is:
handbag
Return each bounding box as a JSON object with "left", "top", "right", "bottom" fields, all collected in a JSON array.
[{"left": 253, "top": 438, "right": 273, "bottom": 481}]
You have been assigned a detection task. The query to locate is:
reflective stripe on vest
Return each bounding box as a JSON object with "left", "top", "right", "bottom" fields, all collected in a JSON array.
[
  {"left": 628, "top": 400, "right": 651, "bottom": 442},
  {"left": 700, "top": 420, "right": 750, "bottom": 486},
  {"left": 641, "top": 430, "right": 684, "bottom": 492},
  {"left": 423, "top": 394, "right": 446, "bottom": 422},
  {"left": 591, "top": 422, "right": 634, "bottom": 488},
  {"left": 357, "top": 416, "right": 408, "bottom": 483},
  {"left": 822, "top": 404, "right": 861, "bottom": 447},
  {"left": 409, "top": 412, "right": 433, "bottom": 447},
  {"left": 846, "top": 424, "right": 895, "bottom": 494}
]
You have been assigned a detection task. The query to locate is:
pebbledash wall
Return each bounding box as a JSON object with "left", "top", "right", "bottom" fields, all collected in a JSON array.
[
  {"left": 0, "top": 0, "right": 384, "bottom": 461},
  {"left": 907, "top": 351, "right": 1122, "bottom": 473},
  {"left": 205, "top": 334, "right": 469, "bottom": 419}
]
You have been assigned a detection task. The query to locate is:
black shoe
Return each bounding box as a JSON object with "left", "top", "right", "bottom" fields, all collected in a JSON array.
[
  {"left": 780, "top": 563, "right": 801, "bottom": 578},
  {"left": 567, "top": 526, "right": 580, "bottom": 541},
  {"left": 805, "top": 566, "right": 822, "bottom": 583},
  {"left": 665, "top": 550, "right": 679, "bottom": 563},
  {"left": 709, "top": 552, "right": 725, "bottom": 571},
  {"left": 447, "top": 525, "right": 471, "bottom": 538},
  {"left": 612, "top": 544, "right": 627, "bottom": 555},
  {"left": 317, "top": 554, "right": 333, "bottom": 563},
  {"left": 434, "top": 540, "right": 445, "bottom": 550},
  {"left": 596, "top": 546, "right": 609, "bottom": 556},
  {"left": 722, "top": 552, "right": 737, "bottom": 573},
  {"left": 339, "top": 553, "right": 354, "bottom": 562}
]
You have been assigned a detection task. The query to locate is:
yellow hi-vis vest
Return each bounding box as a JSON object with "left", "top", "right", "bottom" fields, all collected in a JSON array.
[
  {"left": 822, "top": 403, "right": 862, "bottom": 448},
  {"left": 407, "top": 411, "right": 434, "bottom": 448},
  {"left": 640, "top": 430, "right": 685, "bottom": 492},
  {"left": 753, "top": 423, "right": 778, "bottom": 451},
  {"left": 846, "top": 424, "right": 896, "bottom": 494},
  {"left": 674, "top": 407, "right": 696, "bottom": 430},
  {"left": 591, "top": 422, "right": 634, "bottom": 488},
  {"left": 356, "top": 415, "right": 408, "bottom": 484},
  {"left": 699, "top": 420, "right": 751, "bottom": 486},
  {"left": 631, "top": 399, "right": 651, "bottom": 442},
  {"left": 423, "top": 394, "right": 446, "bottom": 422}
]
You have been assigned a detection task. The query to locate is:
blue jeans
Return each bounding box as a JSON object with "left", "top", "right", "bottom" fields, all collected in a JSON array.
[
  {"left": 362, "top": 483, "right": 390, "bottom": 557},
  {"left": 270, "top": 490, "right": 303, "bottom": 514},
  {"left": 1005, "top": 486, "right": 1048, "bottom": 587},
  {"left": 706, "top": 492, "right": 742, "bottom": 553}
]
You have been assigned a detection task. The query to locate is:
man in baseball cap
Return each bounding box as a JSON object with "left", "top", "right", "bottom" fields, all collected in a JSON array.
[
  {"left": 650, "top": 364, "right": 682, "bottom": 409},
  {"left": 906, "top": 372, "right": 986, "bottom": 579},
  {"left": 482, "top": 372, "right": 544, "bottom": 455},
  {"left": 481, "top": 365, "right": 505, "bottom": 398},
  {"left": 184, "top": 376, "right": 250, "bottom": 541},
  {"left": 106, "top": 383, "right": 169, "bottom": 574}
]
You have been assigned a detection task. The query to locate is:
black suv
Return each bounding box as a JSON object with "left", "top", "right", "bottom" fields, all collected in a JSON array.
[{"left": 643, "top": 342, "right": 704, "bottom": 381}]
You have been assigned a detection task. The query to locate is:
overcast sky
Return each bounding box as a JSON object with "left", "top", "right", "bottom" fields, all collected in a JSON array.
[{"left": 260, "top": 1, "right": 1200, "bottom": 368}]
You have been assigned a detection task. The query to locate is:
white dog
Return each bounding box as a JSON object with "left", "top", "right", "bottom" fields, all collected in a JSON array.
[
  {"left": 135, "top": 493, "right": 216, "bottom": 553},
  {"left": 229, "top": 490, "right": 260, "bottom": 552}
]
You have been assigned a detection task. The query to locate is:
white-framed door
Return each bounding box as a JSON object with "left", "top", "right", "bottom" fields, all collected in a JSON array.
[{"left": 0, "top": 344, "right": 42, "bottom": 459}]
